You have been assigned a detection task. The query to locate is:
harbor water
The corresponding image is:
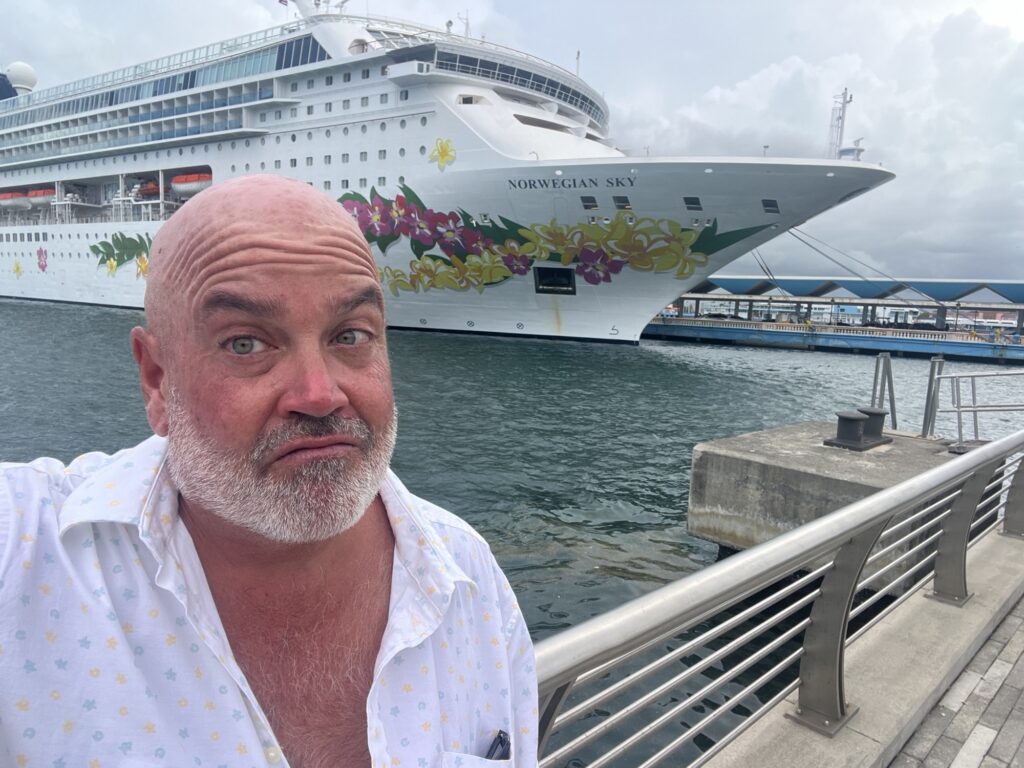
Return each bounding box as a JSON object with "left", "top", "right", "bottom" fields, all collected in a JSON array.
[{"left": 2, "top": 298, "right": 1022, "bottom": 641}]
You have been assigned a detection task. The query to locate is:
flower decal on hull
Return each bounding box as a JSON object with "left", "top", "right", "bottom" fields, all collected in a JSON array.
[
  {"left": 36, "top": 247, "right": 48, "bottom": 273},
  {"left": 428, "top": 138, "right": 456, "bottom": 171},
  {"left": 90, "top": 233, "right": 153, "bottom": 278},
  {"left": 340, "top": 185, "right": 771, "bottom": 297}
]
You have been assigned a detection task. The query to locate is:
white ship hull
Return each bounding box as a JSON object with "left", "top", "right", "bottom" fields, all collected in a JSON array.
[{"left": 0, "top": 12, "right": 894, "bottom": 342}]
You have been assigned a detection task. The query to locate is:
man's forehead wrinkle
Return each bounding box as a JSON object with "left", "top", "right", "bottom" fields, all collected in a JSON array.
[{"left": 147, "top": 175, "right": 374, "bottom": 309}]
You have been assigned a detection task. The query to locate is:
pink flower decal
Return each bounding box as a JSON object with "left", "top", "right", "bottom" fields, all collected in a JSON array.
[{"left": 36, "top": 247, "right": 48, "bottom": 272}]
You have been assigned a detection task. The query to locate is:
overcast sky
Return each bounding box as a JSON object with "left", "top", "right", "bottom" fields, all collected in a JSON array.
[{"left": 6, "top": 0, "right": 1023, "bottom": 280}]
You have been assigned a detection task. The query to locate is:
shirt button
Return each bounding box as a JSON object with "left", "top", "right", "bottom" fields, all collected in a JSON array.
[{"left": 264, "top": 746, "right": 282, "bottom": 764}]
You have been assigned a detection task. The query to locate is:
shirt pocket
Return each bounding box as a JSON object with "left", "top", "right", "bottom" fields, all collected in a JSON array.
[{"left": 441, "top": 751, "right": 512, "bottom": 768}]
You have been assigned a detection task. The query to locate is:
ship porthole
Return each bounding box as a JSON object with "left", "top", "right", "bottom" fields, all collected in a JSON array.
[
  {"left": 419, "top": 318, "right": 427, "bottom": 325},
  {"left": 516, "top": 322, "right": 524, "bottom": 330},
  {"left": 466, "top": 320, "right": 475, "bottom": 328}
]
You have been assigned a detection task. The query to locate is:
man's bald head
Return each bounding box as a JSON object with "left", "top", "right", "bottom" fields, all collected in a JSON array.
[{"left": 144, "top": 175, "right": 377, "bottom": 342}]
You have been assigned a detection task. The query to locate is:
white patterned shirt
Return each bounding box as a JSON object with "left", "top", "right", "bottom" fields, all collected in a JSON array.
[{"left": 0, "top": 435, "right": 537, "bottom": 768}]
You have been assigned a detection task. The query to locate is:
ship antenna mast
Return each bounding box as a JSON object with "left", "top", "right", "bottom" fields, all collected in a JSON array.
[
  {"left": 457, "top": 10, "right": 470, "bottom": 38},
  {"left": 827, "top": 87, "right": 853, "bottom": 159}
]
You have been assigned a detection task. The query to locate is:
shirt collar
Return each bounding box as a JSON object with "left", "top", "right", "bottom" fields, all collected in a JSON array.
[{"left": 57, "top": 436, "right": 477, "bottom": 614}]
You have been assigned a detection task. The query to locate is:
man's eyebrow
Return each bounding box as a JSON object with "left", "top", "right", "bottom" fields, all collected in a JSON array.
[
  {"left": 336, "top": 286, "right": 385, "bottom": 317},
  {"left": 200, "top": 291, "right": 282, "bottom": 320}
]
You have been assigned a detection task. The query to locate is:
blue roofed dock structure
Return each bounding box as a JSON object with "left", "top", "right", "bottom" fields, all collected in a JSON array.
[{"left": 644, "top": 275, "right": 1024, "bottom": 363}]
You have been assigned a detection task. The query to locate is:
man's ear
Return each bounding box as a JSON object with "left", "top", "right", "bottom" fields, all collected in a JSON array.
[{"left": 130, "top": 326, "right": 169, "bottom": 436}]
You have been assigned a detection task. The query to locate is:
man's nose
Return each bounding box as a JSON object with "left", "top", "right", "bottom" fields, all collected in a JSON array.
[{"left": 276, "top": 348, "right": 349, "bottom": 419}]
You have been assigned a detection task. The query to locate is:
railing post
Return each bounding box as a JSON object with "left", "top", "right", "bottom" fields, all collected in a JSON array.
[
  {"left": 538, "top": 680, "right": 574, "bottom": 755},
  {"left": 1002, "top": 456, "right": 1024, "bottom": 538},
  {"left": 787, "top": 519, "right": 888, "bottom": 736},
  {"left": 930, "top": 460, "right": 1002, "bottom": 604}
]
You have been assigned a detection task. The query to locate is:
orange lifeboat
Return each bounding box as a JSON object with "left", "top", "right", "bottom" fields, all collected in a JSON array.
[
  {"left": 170, "top": 173, "right": 213, "bottom": 196},
  {"left": 28, "top": 188, "right": 56, "bottom": 207},
  {"left": 137, "top": 181, "right": 161, "bottom": 198},
  {"left": 0, "top": 191, "right": 31, "bottom": 210}
]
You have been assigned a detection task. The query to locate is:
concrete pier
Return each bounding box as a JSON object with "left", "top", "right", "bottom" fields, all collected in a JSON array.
[{"left": 688, "top": 421, "right": 957, "bottom": 552}]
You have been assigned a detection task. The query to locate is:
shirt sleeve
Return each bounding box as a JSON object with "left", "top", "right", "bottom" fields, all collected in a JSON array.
[{"left": 504, "top": 592, "right": 539, "bottom": 767}]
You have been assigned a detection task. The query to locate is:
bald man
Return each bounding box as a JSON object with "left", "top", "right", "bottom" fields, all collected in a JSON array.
[{"left": 0, "top": 176, "right": 538, "bottom": 768}]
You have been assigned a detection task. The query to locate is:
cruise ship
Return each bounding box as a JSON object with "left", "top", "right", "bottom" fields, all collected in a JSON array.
[{"left": 0, "top": 1, "right": 894, "bottom": 343}]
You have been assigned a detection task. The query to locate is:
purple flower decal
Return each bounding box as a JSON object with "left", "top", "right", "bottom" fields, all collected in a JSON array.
[
  {"left": 361, "top": 195, "right": 393, "bottom": 237},
  {"left": 404, "top": 206, "right": 436, "bottom": 246},
  {"left": 501, "top": 252, "right": 531, "bottom": 275},
  {"left": 432, "top": 211, "right": 464, "bottom": 257},
  {"left": 575, "top": 247, "right": 625, "bottom": 285},
  {"left": 388, "top": 195, "right": 412, "bottom": 236},
  {"left": 36, "top": 247, "right": 48, "bottom": 272}
]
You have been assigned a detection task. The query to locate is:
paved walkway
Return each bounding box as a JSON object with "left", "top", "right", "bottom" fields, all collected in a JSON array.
[{"left": 890, "top": 595, "right": 1024, "bottom": 768}]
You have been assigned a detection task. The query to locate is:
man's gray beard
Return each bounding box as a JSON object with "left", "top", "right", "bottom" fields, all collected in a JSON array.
[{"left": 164, "top": 387, "right": 397, "bottom": 544}]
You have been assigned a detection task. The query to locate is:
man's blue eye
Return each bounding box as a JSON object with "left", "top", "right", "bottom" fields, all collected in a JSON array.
[
  {"left": 227, "top": 337, "right": 264, "bottom": 354},
  {"left": 335, "top": 330, "right": 369, "bottom": 345}
]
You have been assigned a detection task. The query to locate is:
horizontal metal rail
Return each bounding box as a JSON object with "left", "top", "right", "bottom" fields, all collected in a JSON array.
[{"left": 536, "top": 431, "right": 1024, "bottom": 765}]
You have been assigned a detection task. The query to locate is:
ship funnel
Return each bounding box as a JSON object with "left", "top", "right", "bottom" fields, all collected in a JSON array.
[{"left": 5, "top": 62, "right": 38, "bottom": 96}]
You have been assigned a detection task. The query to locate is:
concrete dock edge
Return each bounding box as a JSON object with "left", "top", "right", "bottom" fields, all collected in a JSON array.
[{"left": 702, "top": 529, "right": 1024, "bottom": 768}]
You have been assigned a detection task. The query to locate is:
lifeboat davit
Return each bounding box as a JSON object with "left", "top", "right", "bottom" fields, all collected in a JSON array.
[
  {"left": 28, "top": 188, "right": 56, "bottom": 207},
  {"left": 137, "top": 181, "right": 161, "bottom": 198},
  {"left": 170, "top": 173, "right": 213, "bottom": 196},
  {"left": 0, "top": 192, "right": 31, "bottom": 210}
]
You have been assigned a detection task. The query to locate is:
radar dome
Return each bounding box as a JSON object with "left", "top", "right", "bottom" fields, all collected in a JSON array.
[{"left": 5, "top": 62, "right": 38, "bottom": 95}]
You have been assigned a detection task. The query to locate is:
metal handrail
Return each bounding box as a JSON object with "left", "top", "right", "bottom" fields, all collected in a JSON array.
[
  {"left": 921, "top": 365, "right": 1024, "bottom": 446},
  {"left": 536, "top": 428, "right": 1024, "bottom": 765}
]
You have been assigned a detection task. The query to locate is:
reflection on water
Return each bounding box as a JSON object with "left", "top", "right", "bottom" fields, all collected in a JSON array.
[{"left": 2, "top": 299, "right": 1021, "bottom": 639}]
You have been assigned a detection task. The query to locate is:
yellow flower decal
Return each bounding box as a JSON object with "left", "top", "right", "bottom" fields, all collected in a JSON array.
[
  {"left": 428, "top": 138, "right": 456, "bottom": 171},
  {"left": 105, "top": 257, "right": 117, "bottom": 277},
  {"left": 12, "top": 260, "right": 22, "bottom": 279},
  {"left": 135, "top": 253, "right": 149, "bottom": 279}
]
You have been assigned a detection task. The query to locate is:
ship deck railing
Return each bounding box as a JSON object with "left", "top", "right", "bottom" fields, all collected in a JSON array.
[{"left": 534, "top": 427, "right": 1024, "bottom": 767}]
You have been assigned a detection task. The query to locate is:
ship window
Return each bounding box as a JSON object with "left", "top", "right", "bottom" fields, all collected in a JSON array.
[
  {"left": 260, "top": 112, "right": 267, "bottom": 122},
  {"left": 307, "top": 106, "right": 314, "bottom": 115},
  {"left": 326, "top": 129, "right": 332, "bottom": 138},
  {"left": 291, "top": 134, "right": 297, "bottom": 142},
  {"left": 290, "top": 82, "right": 298, "bottom": 93},
  {"left": 324, "top": 154, "right": 332, "bottom": 164},
  {"left": 400, "top": 119, "right": 407, "bottom": 128},
  {"left": 290, "top": 158, "right": 297, "bottom": 167},
  {"left": 260, "top": 161, "right": 266, "bottom": 170},
  {"left": 323, "top": 180, "right": 331, "bottom": 190},
  {"left": 460, "top": 96, "right": 474, "bottom": 105},
  {"left": 378, "top": 176, "right": 386, "bottom": 185},
  {"left": 380, "top": 121, "right": 387, "bottom": 131},
  {"left": 362, "top": 68, "right": 370, "bottom": 79},
  {"left": 342, "top": 153, "right": 349, "bottom": 163},
  {"left": 275, "top": 110, "right": 282, "bottom": 119},
  {"left": 399, "top": 148, "right": 406, "bottom": 157},
  {"left": 326, "top": 75, "right": 334, "bottom": 86},
  {"left": 762, "top": 198, "right": 781, "bottom": 214},
  {"left": 274, "top": 160, "right": 282, "bottom": 169},
  {"left": 307, "top": 131, "right": 313, "bottom": 140},
  {"left": 343, "top": 127, "right": 349, "bottom": 135},
  {"left": 325, "top": 102, "right": 333, "bottom": 113},
  {"left": 359, "top": 151, "right": 368, "bottom": 161},
  {"left": 534, "top": 267, "right": 576, "bottom": 295},
  {"left": 378, "top": 150, "right": 387, "bottom": 160},
  {"left": 580, "top": 196, "right": 598, "bottom": 210},
  {"left": 361, "top": 124, "right": 368, "bottom": 134},
  {"left": 341, "top": 179, "right": 349, "bottom": 188},
  {"left": 399, "top": 175, "right": 405, "bottom": 184},
  {"left": 307, "top": 79, "right": 314, "bottom": 89},
  {"left": 420, "top": 116, "right": 428, "bottom": 126},
  {"left": 380, "top": 94, "right": 389, "bottom": 105},
  {"left": 419, "top": 145, "right": 427, "bottom": 155},
  {"left": 400, "top": 90, "right": 409, "bottom": 101},
  {"left": 275, "top": 136, "right": 282, "bottom": 144},
  {"left": 380, "top": 66, "right": 387, "bottom": 76},
  {"left": 684, "top": 196, "right": 703, "bottom": 211},
  {"left": 613, "top": 196, "right": 632, "bottom": 210},
  {"left": 343, "top": 99, "right": 350, "bottom": 110},
  {"left": 360, "top": 97, "right": 369, "bottom": 107},
  {"left": 343, "top": 72, "right": 351, "bottom": 83},
  {"left": 290, "top": 107, "right": 298, "bottom": 118},
  {"left": 359, "top": 177, "right": 367, "bottom": 188},
  {"left": 306, "top": 156, "right": 313, "bottom": 166}
]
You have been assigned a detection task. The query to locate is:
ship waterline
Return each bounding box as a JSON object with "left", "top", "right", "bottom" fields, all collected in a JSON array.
[{"left": 0, "top": 10, "right": 894, "bottom": 341}]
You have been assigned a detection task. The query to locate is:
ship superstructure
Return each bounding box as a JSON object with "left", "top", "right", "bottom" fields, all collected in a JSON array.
[{"left": 0, "top": 4, "right": 894, "bottom": 342}]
